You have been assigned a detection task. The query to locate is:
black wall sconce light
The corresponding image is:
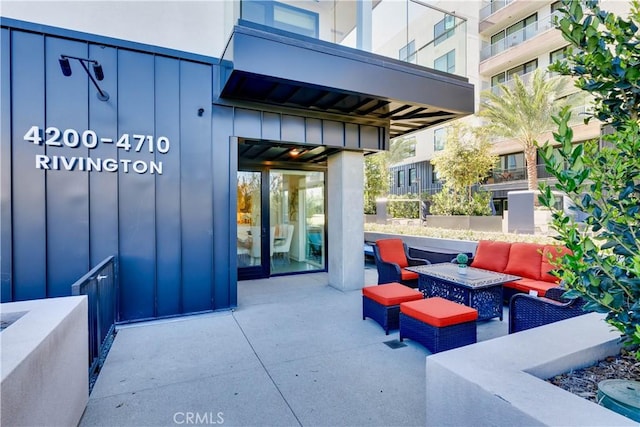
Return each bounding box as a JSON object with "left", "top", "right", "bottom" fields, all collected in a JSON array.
[{"left": 59, "top": 55, "right": 109, "bottom": 101}]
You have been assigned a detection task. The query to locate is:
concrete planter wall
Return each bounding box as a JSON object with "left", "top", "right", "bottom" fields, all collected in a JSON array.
[
  {"left": 1, "top": 296, "right": 88, "bottom": 427},
  {"left": 364, "top": 232, "right": 478, "bottom": 256},
  {"left": 424, "top": 215, "right": 503, "bottom": 232},
  {"left": 425, "top": 313, "right": 635, "bottom": 426}
]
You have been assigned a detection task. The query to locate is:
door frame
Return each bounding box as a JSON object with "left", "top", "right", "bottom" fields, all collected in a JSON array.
[{"left": 237, "top": 168, "right": 271, "bottom": 280}]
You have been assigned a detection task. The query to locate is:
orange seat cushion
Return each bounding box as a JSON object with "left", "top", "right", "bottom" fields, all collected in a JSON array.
[
  {"left": 400, "top": 297, "right": 478, "bottom": 327},
  {"left": 540, "top": 245, "right": 572, "bottom": 283},
  {"left": 376, "top": 239, "right": 408, "bottom": 268},
  {"left": 503, "top": 242, "right": 545, "bottom": 280},
  {"left": 400, "top": 269, "right": 419, "bottom": 281},
  {"left": 362, "top": 283, "right": 423, "bottom": 306},
  {"left": 503, "top": 278, "right": 556, "bottom": 297},
  {"left": 470, "top": 240, "right": 511, "bottom": 273}
]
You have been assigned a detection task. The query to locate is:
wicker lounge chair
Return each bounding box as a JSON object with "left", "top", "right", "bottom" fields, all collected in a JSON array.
[
  {"left": 372, "top": 239, "right": 429, "bottom": 287},
  {"left": 508, "top": 287, "right": 587, "bottom": 334}
]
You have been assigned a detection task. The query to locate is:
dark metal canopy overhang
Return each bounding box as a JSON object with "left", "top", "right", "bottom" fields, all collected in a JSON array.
[{"left": 220, "top": 21, "right": 474, "bottom": 140}]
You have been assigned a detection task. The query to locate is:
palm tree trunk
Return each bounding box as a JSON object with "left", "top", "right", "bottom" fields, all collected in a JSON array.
[{"left": 524, "top": 145, "right": 538, "bottom": 191}]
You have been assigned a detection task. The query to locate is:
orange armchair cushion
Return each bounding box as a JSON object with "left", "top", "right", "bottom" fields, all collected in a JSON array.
[
  {"left": 400, "top": 297, "right": 478, "bottom": 327},
  {"left": 503, "top": 278, "right": 557, "bottom": 297},
  {"left": 503, "top": 242, "right": 544, "bottom": 280},
  {"left": 540, "top": 245, "right": 572, "bottom": 283},
  {"left": 400, "top": 269, "right": 419, "bottom": 281},
  {"left": 376, "top": 239, "right": 409, "bottom": 268},
  {"left": 470, "top": 240, "right": 511, "bottom": 272}
]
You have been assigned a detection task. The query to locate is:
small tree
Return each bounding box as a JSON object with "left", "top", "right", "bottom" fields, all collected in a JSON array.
[
  {"left": 364, "top": 153, "right": 388, "bottom": 214},
  {"left": 480, "top": 69, "right": 571, "bottom": 191},
  {"left": 430, "top": 123, "right": 497, "bottom": 216},
  {"left": 540, "top": 0, "right": 640, "bottom": 357},
  {"left": 363, "top": 136, "right": 416, "bottom": 214}
]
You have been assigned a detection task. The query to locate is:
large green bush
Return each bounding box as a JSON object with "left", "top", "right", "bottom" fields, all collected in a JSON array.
[
  {"left": 541, "top": 0, "right": 640, "bottom": 357},
  {"left": 430, "top": 190, "right": 492, "bottom": 216},
  {"left": 387, "top": 195, "right": 420, "bottom": 219}
]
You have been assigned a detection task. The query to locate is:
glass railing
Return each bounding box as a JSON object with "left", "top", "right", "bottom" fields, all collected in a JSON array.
[
  {"left": 485, "top": 70, "right": 536, "bottom": 95},
  {"left": 228, "top": 0, "right": 468, "bottom": 78},
  {"left": 479, "top": 0, "right": 515, "bottom": 21},
  {"left": 480, "top": 11, "right": 562, "bottom": 61}
]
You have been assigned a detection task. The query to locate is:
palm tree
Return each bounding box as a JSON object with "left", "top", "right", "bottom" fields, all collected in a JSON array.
[{"left": 479, "top": 69, "right": 571, "bottom": 191}]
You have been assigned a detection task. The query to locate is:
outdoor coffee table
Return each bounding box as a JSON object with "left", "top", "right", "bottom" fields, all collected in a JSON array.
[{"left": 405, "top": 263, "right": 520, "bottom": 321}]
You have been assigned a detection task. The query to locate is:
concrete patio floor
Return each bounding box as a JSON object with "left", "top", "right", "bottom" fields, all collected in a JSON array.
[{"left": 80, "top": 265, "right": 508, "bottom": 427}]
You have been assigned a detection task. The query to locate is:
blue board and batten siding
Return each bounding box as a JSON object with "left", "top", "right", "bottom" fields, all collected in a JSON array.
[
  {"left": 1, "top": 24, "right": 226, "bottom": 321},
  {"left": 1, "top": 20, "right": 386, "bottom": 322}
]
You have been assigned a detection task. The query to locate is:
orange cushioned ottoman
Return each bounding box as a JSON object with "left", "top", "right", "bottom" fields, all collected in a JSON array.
[
  {"left": 362, "top": 283, "right": 423, "bottom": 334},
  {"left": 399, "top": 297, "right": 478, "bottom": 353}
]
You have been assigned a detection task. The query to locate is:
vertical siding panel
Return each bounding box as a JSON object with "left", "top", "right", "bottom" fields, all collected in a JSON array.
[
  {"left": 322, "top": 120, "right": 343, "bottom": 147},
  {"left": 117, "top": 50, "right": 156, "bottom": 320},
  {"left": 88, "top": 44, "right": 119, "bottom": 269},
  {"left": 213, "top": 105, "right": 234, "bottom": 309},
  {"left": 235, "top": 109, "right": 261, "bottom": 139},
  {"left": 45, "top": 37, "right": 90, "bottom": 297},
  {"left": 11, "top": 31, "right": 47, "bottom": 300},
  {"left": 261, "top": 112, "right": 280, "bottom": 141},
  {"left": 305, "top": 118, "right": 321, "bottom": 144},
  {"left": 281, "top": 115, "right": 305, "bottom": 143},
  {"left": 360, "top": 125, "right": 379, "bottom": 149},
  {"left": 180, "top": 61, "right": 213, "bottom": 313},
  {"left": 344, "top": 123, "right": 359, "bottom": 149},
  {"left": 1, "top": 28, "right": 12, "bottom": 302},
  {"left": 155, "top": 56, "right": 182, "bottom": 316}
]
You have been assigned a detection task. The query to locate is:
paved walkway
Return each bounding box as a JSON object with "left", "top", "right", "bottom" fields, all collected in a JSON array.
[{"left": 80, "top": 267, "right": 508, "bottom": 427}]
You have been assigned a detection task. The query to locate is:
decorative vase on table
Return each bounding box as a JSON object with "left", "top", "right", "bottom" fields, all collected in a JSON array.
[{"left": 456, "top": 253, "right": 469, "bottom": 275}]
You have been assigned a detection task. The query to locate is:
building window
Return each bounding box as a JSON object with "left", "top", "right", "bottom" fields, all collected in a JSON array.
[
  {"left": 434, "top": 128, "right": 447, "bottom": 151},
  {"left": 551, "top": 1, "right": 563, "bottom": 13},
  {"left": 501, "top": 152, "right": 525, "bottom": 170},
  {"left": 491, "top": 59, "right": 537, "bottom": 89},
  {"left": 434, "top": 15, "right": 455, "bottom": 46},
  {"left": 550, "top": 46, "right": 570, "bottom": 63},
  {"left": 491, "top": 73, "right": 506, "bottom": 88},
  {"left": 432, "top": 168, "right": 440, "bottom": 183},
  {"left": 399, "top": 40, "right": 416, "bottom": 63},
  {"left": 506, "top": 59, "right": 538, "bottom": 80},
  {"left": 409, "top": 168, "right": 417, "bottom": 185},
  {"left": 242, "top": 0, "right": 319, "bottom": 38},
  {"left": 491, "top": 13, "right": 537, "bottom": 48},
  {"left": 397, "top": 170, "right": 405, "bottom": 187},
  {"left": 434, "top": 50, "right": 455, "bottom": 74}
]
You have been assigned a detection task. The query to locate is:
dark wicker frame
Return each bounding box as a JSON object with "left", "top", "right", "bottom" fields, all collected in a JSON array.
[
  {"left": 362, "top": 296, "right": 401, "bottom": 335},
  {"left": 508, "top": 287, "right": 587, "bottom": 334},
  {"left": 372, "top": 242, "right": 429, "bottom": 287},
  {"left": 399, "top": 312, "right": 477, "bottom": 353}
]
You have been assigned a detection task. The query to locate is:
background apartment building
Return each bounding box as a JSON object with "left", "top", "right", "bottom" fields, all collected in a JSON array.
[{"left": 390, "top": 0, "right": 630, "bottom": 216}]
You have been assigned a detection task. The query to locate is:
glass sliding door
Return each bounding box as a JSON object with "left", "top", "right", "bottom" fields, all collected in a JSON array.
[
  {"left": 269, "top": 169, "right": 325, "bottom": 274},
  {"left": 237, "top": 170, "right": 269, "bottom": 279}
]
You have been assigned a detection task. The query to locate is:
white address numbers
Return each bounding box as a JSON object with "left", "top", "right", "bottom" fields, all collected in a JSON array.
[{"left": 23, "top": 126, "right": 170, "bottom": 154}]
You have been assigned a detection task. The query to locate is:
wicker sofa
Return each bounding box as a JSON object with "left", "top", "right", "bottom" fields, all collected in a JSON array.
[
  {"left": 469, "top": 240, "right": 572, "bottom": 300},
  {"left": 509, "top": 287, "right": 586, "bottom": 333}
]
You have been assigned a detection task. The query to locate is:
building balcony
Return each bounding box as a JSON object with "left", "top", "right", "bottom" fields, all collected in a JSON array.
[
  {"left": 481, "top": 12, "right": 563, "bottom": 63},
  {"left": 219, "top": 1, "right": 474, "bottom": 139},
  {"left": 231, "top": 0, "right": 469, "bottom": 79},
  {"left": 479, "top": 0, "right": 542, "bottom": 35}
]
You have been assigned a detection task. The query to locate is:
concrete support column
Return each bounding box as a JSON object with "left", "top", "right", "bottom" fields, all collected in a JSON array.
[{"left": 328, "top": 151, "right": 364, "bottom": 291}]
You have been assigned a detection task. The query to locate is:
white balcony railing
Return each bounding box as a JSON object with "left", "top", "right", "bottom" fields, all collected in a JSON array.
[
  {"left": 481, "top": 11, "right": 562, "bottom": 61},
  {"left": 479, "top": 0, "right": 515, "bottom": 21}
]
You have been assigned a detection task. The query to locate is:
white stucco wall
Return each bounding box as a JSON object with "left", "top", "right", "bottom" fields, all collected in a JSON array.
[{"left": 0, "top": 1, "right": 230, "bottom": 57}]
